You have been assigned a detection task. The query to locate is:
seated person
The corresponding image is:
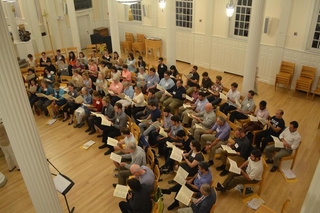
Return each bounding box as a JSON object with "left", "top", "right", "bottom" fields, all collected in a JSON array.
[
  {"left": 144, "top": 67, "right": 160, "bottom": 94},
  {"left": 99, "top": 103, "right": 127, "bottom": 155},
  {"left": 163, "top": 80, "right": 186, "bottom": 114},
  {"left": 137, "top": 56, "right": 146, "bottom": 69},
  {"left": 138, "top": 101, "right": 161, "bottom": 137},
  {"left": 111, "top": 127, "right": 136, "bottom": 156},
  {"left": 108, "top": 76, "right": 124, "bottom": 106},
  {"left": 43, "top": 67, "right": 54, "bottom": 88},
  {"left": 28, "top": 78, "right": 39, "bottom": 110},
  {"left": 126, "top": 164, "right": 155, "bottom": 194},
  {"left": 219, "top": 82, "right": 240, "bottom": 115},
  {"left": 95, "top": 72, "right": 108, "bottom": 97},
  {"left": 206, "top": 75, "right": 223, "bottom": 106},
  {"left": 148, "top": 107, "right": 173, "bottom": 147},
  {"left": 73, "top": 87, "right": 92, "bottom": 128},
  {"left": 134, "top": 89, "right": 158, "bottom": 124},
  {"left": 177, "top": 140, "right": 204, "bottom": 177},
  {"left": 116, "top": 81, "right": 134, "bottom": 110},
  {"left": 118, "top": 178, "right": 152, "bottom": 213},
  {"left": 114, "top": 142, "right": 146, "bottom": 185},
  {"left": 180, "top": 92, "right": 209, "bottom": 128},
  {"left": 216, "top": 127, "right": 252, "bottom": 176},
  {"left": 200, "top": 71, "right": 213, "bottom": 89},
  {"left": 229, "top": 90, "right": 256, "bottom": 123},
  {"left": 162, "top": 162, "right": 213, "bottom": 211},
  {"left": 265, "top": 121, "right": 301, "bottom": 172},
  {"left": 82, "top": 71, "right": 93, "bottom": 94},
  {"left": 161, "top": 130, "right": 193, "bottom": 173},
  {"left": 168, "top": 65, "right": 180, "bottom": 82},
  {"left": 86, "top": 97, "right": 115, "bottom": 135},
  {"left": 215, "top": 149, "right": 264, "bottom": 192},
  {"left": 50, "top": 82, "right": 67, "bottom": 118},
  {"left": 177, "top": 183, "right": 216, "bottom": 213},
  {"left": 156, "top": 71, "right": 175, "bottom": 102},
  {"left": 189, "top": 103, "right": 216, "bottom": 141},
  {"left": 254, "top": 109, "right": 285, "bottom": 152},
  {"left": 200, "top": 116, "right": 231, "bottom": 166},
  {"left": 62, "top": 83, "right": 80, "bottom": 124},
  {"left": 157, "top": 115, "right": 183, "bottom": 156},
  {"left": 36, "top": 80, "right": 54, "bottom": 116},
  {"left": 243, "top": 100, "right": 269, "bottom": 133},
  {"left": 121, "top": 64, "right": 132, "bottom": 83},
  {"left": 127, "top": 86, "right": 146, "bottom": 116},
  {"left": 80, "top": 91, "right": 102, "bottom": 128},
  {"left": 184, "top": 66, "right": 200, "bottom": 95},
  {"left": 136, "top": 67, "right": 147, "bottom": 88}
]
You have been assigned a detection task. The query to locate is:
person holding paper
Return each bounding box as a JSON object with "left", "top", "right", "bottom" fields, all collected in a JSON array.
[
  {"left": 265, "top": 121, "right": 301, "bottom": 172},
  {"left": 95, "top": 72, "right": 108, "bottom": 97},
  {"left": 116, "top": 82, "right": 134, "bottom": 110},
  {"left": 161, "top": 162, "right": 212, "bottom": 211},
  {"left": 168, "top": 65, "right": 180, "bottom": 82},
  {"left": 163, "top": 79, "right": 187, "bottom": 114},
  {"left": 100, "top": 103, "right": 127, "bottom": 155},
  {"left": 81, "top": 71, "right": 93, "bottom": 94},
  {"left": 121, "top": 64, "right": 132, "bottom": 82},
  {"left": 155, "top": 71, "right": 175, "bottom": 101},
  {"left": 137, "top": 56, "right": 146, "bottom": 70},
  {"left": 243, "top": 100, "right": 270, "bottom": 133},
  {"left": 71, "top": 69, "right": 83, "bottom": 88},
  {"left": 36, "top": 80, "right": 54, "bottom": 116},
  {"left": 206, "top": 75, "right": 223, "bottom": 106},
  {"left": 62, "top": 83, "right": 80, "bottom": 124},
  {"left": 184, "top": 66, "right": 200, "bottom": 95},
  {"left": 50, "top": 82, "right": 67, "bottom": 118},
  {"left": 219, "top": 82, "right": 241, "bottom": 115},
  {"left": 43, "top": 67, "right": 54, "bottom": 87},
  {"left": 200, "top": 71, "right": 213, "bottom": 89},
  {"left": 200, "top": 116, "right": 231, "bottom": 166},
  {"left": 118, "top": 178, "right": 152, "bottom": 213},
  {"left": 112, "top": 127, "right": 136, "bottom": 155},
  {"left": 178, "top": 141, "right": 204, "bottom": 177},
  {"left": 144, "top": 68, "right": 160, "bottom": 93},
  {"left": 73, "top": 87, "right": 92, "bottom": 128},
  {"left": 157, "top": 57, "right": 167, "bottom": 80},
  {"left": 189, "top": 103, "right": 216, "bottom": 141},
  {"left": 108, "top": 75, "right": 124, "bottom": 106},
  {"left": 128, "top": 164, "right": 155, "bottom": 194},
  {"left": 180, "top": 92, "right": 209, "bottom": 127},
  {"left": 216, "top": 127, "right": 252, "bottom": 176},
  {"left": 28, "top": 78, "right": 39, "bottom": 109},
  {"left": 216, "top": 149, "right": 264, "bottom": 192},
  {"left": 177, "top": 183, "right": 216, "bottom": 213},
  {"left": 134, "top": 89, "right": 159, "bottom": 124},
  {"left": 128, "top": 86, "right": 146, "bottom": 117},
  {"left": 254, "top": 109, "right": 285, "bottom": 152},
  {"left": 138, "top": 101, "right": 161, "bottom": 137},
  {"left": 229, "top": 90, "right": 256, "bottom": 122},
  {"left": 136, "top": 67, "right": 147, "bottom": 88}
]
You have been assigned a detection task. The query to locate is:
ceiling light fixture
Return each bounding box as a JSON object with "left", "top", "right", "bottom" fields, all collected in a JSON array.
[
  {"left": 116, "top": 0, "right": 141, "bottom": 5},
  {"left": 226, "top": 0, "right": 235, "bottom": 18}
]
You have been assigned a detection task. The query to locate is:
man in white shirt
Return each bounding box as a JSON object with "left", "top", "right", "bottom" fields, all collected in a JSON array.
[
  {"left": 219, "top": 82, "right": 241, "bottom": 115},
  {"left": 215, "top": 149, "right": 264, "bottom": 192},
  {"left": 265, "top": 121, "right": 301, "bottom": 172}
]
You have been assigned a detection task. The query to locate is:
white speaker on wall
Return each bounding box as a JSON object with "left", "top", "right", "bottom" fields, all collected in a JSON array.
[
  {"left": 142, "top": 5, "right": 148, "bottom": 17},
  {"left": 63, "top": 3, "right": 68, "bottom": 15},
  {"left": 264, "top": 17, "right": 271, "bottom": 34}
]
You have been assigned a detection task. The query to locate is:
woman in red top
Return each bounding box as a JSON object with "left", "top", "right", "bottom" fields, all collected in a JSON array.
[
  {"left": 84, "top": 91, "right": 102, "bottom": 130},
  {"left": 68, "top": 51, "right": 77, "bottom": 76}
]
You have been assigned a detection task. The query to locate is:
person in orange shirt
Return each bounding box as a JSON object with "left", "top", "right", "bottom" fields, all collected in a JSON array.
[
  {"left": 121, "top": 64, "right": 132, "bottom": 83},
  {"left": 108, "top": 76, "right": 124, "bottom": 106}
]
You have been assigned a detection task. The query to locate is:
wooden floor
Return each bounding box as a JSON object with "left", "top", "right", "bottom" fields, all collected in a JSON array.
[{"left": 1, "top": 56, "right": 320, "bottom": 213}]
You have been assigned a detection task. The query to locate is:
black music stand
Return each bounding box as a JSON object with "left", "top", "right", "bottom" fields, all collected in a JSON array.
[{"left": 47, "top": 159, "right": 75, "bottom": 213}]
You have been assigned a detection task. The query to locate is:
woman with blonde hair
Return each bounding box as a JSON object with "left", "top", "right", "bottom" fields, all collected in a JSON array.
[{"left": 82, "top": 71, "right": 93, "bottom": 94}]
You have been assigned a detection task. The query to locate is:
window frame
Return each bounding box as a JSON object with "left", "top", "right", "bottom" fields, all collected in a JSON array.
[
  {"left": 130, "top": 2, "right": 142, "bottom": 22},
  {"left": 307, "top": 0, "right": 320, "bottom": 53},
  {"left": 175, "top": 0, "right": 193, "bottom": 29}
]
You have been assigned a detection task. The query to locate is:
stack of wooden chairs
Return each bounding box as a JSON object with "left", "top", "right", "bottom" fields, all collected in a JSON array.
[
  {"left": 275, "top": 61, "right": 295, "bottom": 91},
  {"left": 294, "top": 65, "right": 316, "bottom": 97},
  {"left": 132, "top": 33, "right": 146, "bottom": 56},
  {"left": 121, "top": 32, "right": 134, "bottom": 55}
]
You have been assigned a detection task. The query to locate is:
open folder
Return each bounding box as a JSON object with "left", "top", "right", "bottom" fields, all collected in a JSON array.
[
  {"left": 228, "top": 158, "right": 241, "bottom": 174},
  {"left": 173, "top": 167, "right": 189, "bottom": 185},
  {"left": 176, "top": 185, "right": 193, "bottom": 206}
]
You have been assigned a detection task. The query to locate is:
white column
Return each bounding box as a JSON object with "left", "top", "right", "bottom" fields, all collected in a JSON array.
[
  {"left": 276, "top": 0, "right": 293, "bottom": 48},
  {"left": 107, "top": 0, "right": 121, "bottom": 53},
  {"left": 166, "top": 0, "right": 176, "bottom": 65},
  {"left": 66, "top": 0, "right": 81, "bottom": 52},
  {"left": 203, "top": 0, "right": 214, "bottom": 69},
  {"left": 242, "top": 0, "right": 266, "bottom": 95},
  {"left": 20, "top": 0, "right": 45, "bottom": 52},
  {"left": 0, "top": 3, "right": 63, "bottom": 213},
  {"left": 43, "top": 0, "right": 62, "bottom": 49},
  {"left": 4, "top": 2, "right": 20, "bottom": 42}
]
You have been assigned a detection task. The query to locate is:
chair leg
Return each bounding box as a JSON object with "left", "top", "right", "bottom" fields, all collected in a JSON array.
[{"left": 242, "top": 186, "right": 246, "bottom": 197}]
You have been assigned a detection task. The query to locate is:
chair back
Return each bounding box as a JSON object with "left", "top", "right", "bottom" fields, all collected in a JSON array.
[
  {"left": 67, "top": 47, "right": 78, "bottom": 55},
  {"left": 281, "top": 199, "right": 290, "bottom": 213},
  {"left": 300, "top": 66, "right": 316, "bottom": 80},
  {"left": 45, "top": 50, "right": 55, "bottom": 59},
  {"left": 153, "top": 165, "right": 160, "bottom": 181},
  {"left": 126, "top": 115, "right": 133, "bottom": 131},
  {"left": 146, "top": 148, "right": 155, "bottom": 169},
  {"left": 279, "top": 61, "right": 295, "bottom": 75},
  {"left": 132, "top": 123, "right": 140, "bottom": 142},
  {"left": 210, "top": 187, "right": 218, "bottom": 213},
  {"left": 227, "top": 120, "right": 240, "bottom": 132},
  {"left": 136, "top": 34, "right": 145, "bottom": 43},
  {"left": 216, "top": 109, "right": 227, "bottom": 121},
  {"left": 125, "top": 32, "right": 134, "bottom": 42},
  {"left": 280, "top": 141, "right": 302, "bottom": 170}
]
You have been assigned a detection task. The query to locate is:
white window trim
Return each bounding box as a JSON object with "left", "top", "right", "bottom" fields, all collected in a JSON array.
[
  {"left": 129, "top": 3, "right": 142, "bottom": 22},
  {"left": 175, "top": 0, "right": 193, "bottom": 29},
  {"left": 306, "top": 0, "right": 320, "bottom": 53}
]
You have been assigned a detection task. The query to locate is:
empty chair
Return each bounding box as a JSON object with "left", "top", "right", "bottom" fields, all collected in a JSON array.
[
  {"left": 67, "top": 47, "right": 78, "bottom": 56},
  {"left": 312, "top": 76, "right": 320, "bottom": 100},
  {"left": 294, "top": 65, "right": 316, "bottom": 97},
  {"left": 121, "top": 32, "right": 134, "bottom": 55},
  {"left": 132, "top": 34, "right": 146, "bottom": 56},
  {"left": 275, "top": 61, "right": 295, "bottom": 91}
]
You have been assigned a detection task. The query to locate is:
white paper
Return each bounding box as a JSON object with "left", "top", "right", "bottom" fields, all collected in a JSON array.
[
  {"left": 228, "top": 158, "right": 241, "bottom": 174},
  {"left": 219, "top": 92, "right": 228, "bottom": 101},
  {"left": 221, "top": 145, "right": 237, "bottom": 154},
  {"left": 101, "top": 117, "right": 112, "bottom": 126},
  {"left": 173, "top": 167, "right": 189, "bottom": 185},
  {"left": 156, "top": 84, "right": 165, "bottom": 91},
  {"left": 271, "top": 136, "right": 284, "bottom": 148},
  {"left": 176, "top": 185, "right": 193, "bottom": 206},
  {"left": 183, "top": 74, "right": 193, "bottom": 79},
  {"left": 107, "top": 137, "right": 118, "bottom": 146},
  {"left": 185, "top": 95, "right": 194, "bottom": 102},
  {"left": 195, "top": 123, "right": 204, "bottom": 129},
  {"left": 282, "top": 169, "right": 296, "bottom": 179},
  {"left": 183, "top": 104, "right": 192, "bottom": 109},
  {"left": 53, "top": 174, "right": 72, "bottom": 194},
  {"left": 152, "top": 121, "right": 162, "bottom": 128},
  {"left": 166, "top": 141, "right": 175, "bottom": 148},
  {"left": 113, "top": 184, "right": 129, "bottom": 199},
  {"left": 249, "top": 115, "right": 258, "bottom": 122},
  {"left": 247, "top": 198, "right": 265, "bottom": 210},
  {"left": 83, "top": 140, "right": 95, "bottom": 149},
  {"left": 257, "top": 116, "right": 268, "bottom": 125},
  {"left": 108, "top": 90, "right": 115, "bottom": 95},
  {"left": 110, "top": 152, "right": 122, "bottom": 163},
  {"left": 47, "top": 119, "right": 57, "bottom": 125},
  {"left": 137, "top": 119, "right": 151, "bottom": 124},
  {"left": 187, "top": 113, "right": 194, "bottom": 118},
  {"left": 235, "top": 100, "right": 241, "bottom": 108},
  {"left": 159, "top": 127, "right": 168, "bottom": 137},
  {"left": 170, "top": 146, "right": 184, "bottom": 162}
]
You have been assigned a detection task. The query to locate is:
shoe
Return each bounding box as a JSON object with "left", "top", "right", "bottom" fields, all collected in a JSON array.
[
  {"left": 112, "top": 183, "right": 117, "bottom": 188},
  {"left": 73, "top": 123, "right": 80, "bottom": 128},
  {"left": 9, "top": 166, "right": 16, "bottom": 172},
  {"left": 270, "top": 166, "right": 278, "bottom": 172},
  {"left": 215, "top": 185, "right": 226, "bottom": 193},
  {"left": 99, "top": 144, "right": 108, "bottom": 149},
  {"left": 78, "top": 122, "right": 84, "bottom": 128},
  {"left": 161, "top": 188, "right": 171, "bottom": 195},
  {"left": 113, "top": 167, "right": 118, "bottom": 171},
  {"left": 207, "top": 160, "right": 214, "bottom": 166},
  {"left": 216, "top": 164, "right": 226, "bottom": 171},
  {"left": 266, "top": 159, "right": 274, "bottom": 164},
  {"left": 68, "top": 121, "right": 74, "bottom": 125},
  {"left": 167, "top": 201, "right": 179, "bottom": 210},
  {"left": 97, "top": 134, "right": 103, "bottom": 138},
  {"left": 168, "top": 179, "right": 176, "bottom": 184},
  {"left": 220, "top": 170, "right": 229, "bottom": 176},
  {"left": 104, "top": 149, "right": 113, "bottom": 155},
  {"left": 113, "top": 173, "right": 118, "bottom": 178},
  {"left": 217, "top": 182, "right": 223, "bottom": 188},
  {"left": 62, "top": 117, "right": 68, "bottom": 122},
  {"left": 85, "top": 128, "right": 91, "bottom": 132},
  {"left": 89, "top": 130, "right": 96, "bottom": 135},
  {"left": 201, "top": 148, "right": 207, "bottom": 154}
]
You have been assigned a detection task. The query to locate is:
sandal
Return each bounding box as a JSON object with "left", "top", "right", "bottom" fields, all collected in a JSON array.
[{"left": 68, "top": 121, "right": 74, "bottom": 125}]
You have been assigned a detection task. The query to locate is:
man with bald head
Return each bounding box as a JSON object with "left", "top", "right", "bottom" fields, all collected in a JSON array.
[
  {"left": 129, "top": 164, "right": 155, "bottom": 193},
  {"left": 189, "top": 103, "right": 216, "bottom": 141}
]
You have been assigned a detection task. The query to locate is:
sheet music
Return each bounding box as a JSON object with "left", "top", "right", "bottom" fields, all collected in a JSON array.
[
  {"left": 47, "top": 95, "right": 59, "bottom": 101},
  {"left": 62, "top": 93, "right": 73, "bottom": 100},
  {"left": 183, "top": 104, "right": 192, "bottom": 109},
  {"left": 176, "top": 185, "right": 193, "bottom": 206},
  {"left": 166, "top": 141, "right": 175, "bottom": 148},
  {"left": 156, "top": 84, "right": 165, "bottom": 91},
  {"left": 219, "top": 92, "right": 228, "bottom": 101},
  {"left": 110, "top": 152, "right": 122, "bottom": 163},
  {"left": 221, "top": 145, "right": 237, "bottom": 154},
  {"left": 271, "top": 136, "right": 284, "bottom": 148},
  {"left": 108, "top": 90, "right": 115, "bottom": 95},
  {"left": 113, "top": 184, "right": 129, "bottom": 199},
  {"left": 26, "top": 87, "right": 37, "bottom": 93},
  {"left": 101, "top": 117, "right": 111, "bottom": 126},
  {"left": 26, "top": 74, "right": 35, "bottom": 80},
  {"left": 257, "top": 116, "right": 268, "bottom": 125},
  {"left": 74, "top": 95, "right": 84, "bottom": 104},
  {"left": 185, "top": 95, "right": 194, "bottom": 102},
  {"left": 173, "top": 167, "right": 189, "bottom": 185},
  {"left": 124, "top": 95, "right": 132, "bottom": 102},
  {"left": 249, "top": 115, "right": 258, "bottom": 122},
  {"left": 36, "top": 93, "right": 46, "bottom": 98},
  {"left": 170, "top": 146, "right": 184, "bottom": 162},
  {"left": 107, "top": 137, "right": 118, "bottom": 146},
  {"left": 152, "top": 121, "right": 162, "bottom": 128},
  {"left": 93, "top": 82, "right": 104, "bottom": 87},
  {"left": 247, "top": 198, "right": 265, "bottom": 210},
  {"left": 53, "top": 174, "right": 72, "bottom": 194},
  {"left": 47, "top": 119, "right": 57, "bottom": 125},
  {"left": 235, "top": 100, "right": 241, "bottom": 108},
  {"left": 187, "top": 113, "right": 194, "bottom": 118},
  {"left": 83, "top": 140, "right": 95, "bottom": 149},
  {"left": 183, "top": 74, "right": 193, "bottom": 79},
  {"left": 195, "top": 123, "right": 204, "bottom": 129},
  {"left": 228, "top": 158, "right": 241, "bottom": 174},
  {"left": 159, "top": 127, "right": 168, "bottom": 137},
  {"left": 137, "top": 119, "right": 151, "bottom": 124}
]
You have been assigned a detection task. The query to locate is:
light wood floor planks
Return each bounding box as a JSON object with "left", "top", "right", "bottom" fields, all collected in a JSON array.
[{"left": 0, "top": 57, "right": 320, "bottom": 213}]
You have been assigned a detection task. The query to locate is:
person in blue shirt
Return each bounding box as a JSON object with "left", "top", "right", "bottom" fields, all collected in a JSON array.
[
  {"left": 138, "top": 101, "right": 161, "bottom": 136},
  {"left": 36, "top": 80, "right": 54, "bottom": 116},
  {"left": 156, "top": 71, "right": 175, "bottom": 101},
  {"left": 144, "top": 68, "right": 160, "bottom": 93},
  {"left": 161, "top": 161, "right": 213, "bottom": 211},
  {"left": 51, "top": 82, "right": 67, "bottom": 118}
]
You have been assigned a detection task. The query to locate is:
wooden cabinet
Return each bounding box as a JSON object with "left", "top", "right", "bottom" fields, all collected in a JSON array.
[{"left": 93, "top": 27, "right": 109, "bottom": 36}]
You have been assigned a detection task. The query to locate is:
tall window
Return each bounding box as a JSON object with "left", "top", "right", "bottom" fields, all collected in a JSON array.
[
  {"left": 74, "top": 0, "right": 92, "bottom": 11},
  {"left": 234, "top": 0, "right": 252, "bottom": 37},
  {"left": 130, "top": 3, "right": 142, "bottom": 21},
  {"left": 176, "top": 0, "right": 193, "bottom": 28},
  {"left": 311, "top": 9, "right": 320, "bottom": 49}
]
